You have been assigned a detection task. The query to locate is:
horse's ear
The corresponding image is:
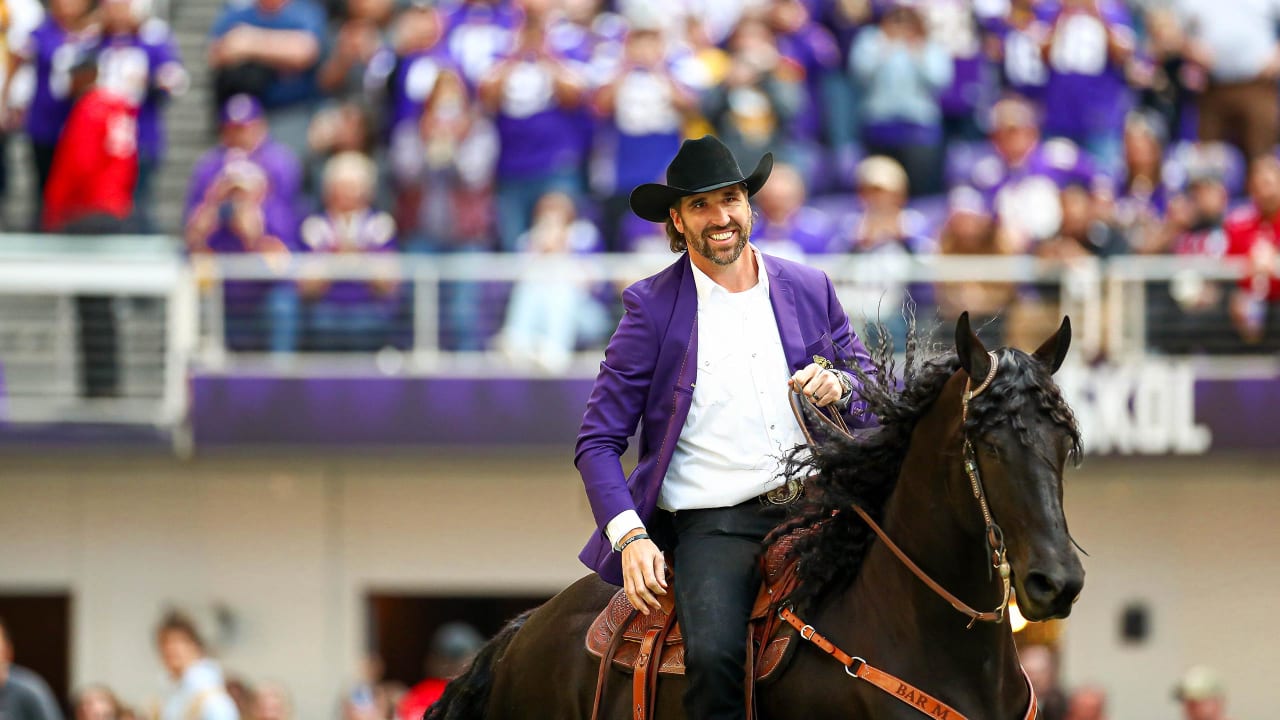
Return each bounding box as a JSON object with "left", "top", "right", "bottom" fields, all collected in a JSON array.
[
  {"left": 955, "top": 311, "right": 991, "bottom": 381},
  {"left": 1033, "top": 316, "right": 1072, "bottom": 374}
]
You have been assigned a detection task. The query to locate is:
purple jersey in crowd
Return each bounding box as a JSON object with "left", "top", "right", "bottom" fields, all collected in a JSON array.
[
  {"left": 971, "top": 137, "right": 1098, "bottom": 242},
  {"left": 94, "top": 18, "right": 184, "bottom": 161},
  {"left": 21, "top": 18, "right": 82, "bottom": 145},
  {"left": 384, "top": 46, "right": 457, "bottom": 133},
  {"left": 753, "top": 206, "right": 836, "bottom": 256},
  {"left": 489, "top": 48, "right": 588, "bottom": 179},
  {"left": 442, "top": 0, "right": 521, "bottom": 86},
  {"left": 776, "top": 20, "right": 841, "bottom": 142},
  {"left": 186, "top": 140, "right": 304, "bottom": 251},
  {"left": 298, "top": 209, "right": 400, "bottom": 309},
  {"left": 988, "top": 15, "right": 1050, "bottom": 104},
  {"left": 1040, "top": 1, "right": 1134, "bottom": 141},
  {"left": 923, "top": 0, "right": 992, "bottom": 123},
  {"left": 590, "top": 42, "right": 699, "bottom": 192}
]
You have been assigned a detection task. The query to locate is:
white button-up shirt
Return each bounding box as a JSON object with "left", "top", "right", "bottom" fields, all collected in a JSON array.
[{"left": 605, "top": 247, "right": 807, "bottom": 545}]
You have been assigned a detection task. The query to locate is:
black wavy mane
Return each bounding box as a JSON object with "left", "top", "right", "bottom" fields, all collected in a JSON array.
[{"left": 767, "top": 325, "right": 1082, "bottom": 611}]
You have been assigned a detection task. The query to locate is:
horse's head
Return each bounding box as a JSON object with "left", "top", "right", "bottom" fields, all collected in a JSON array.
[{"left": 953, "top": 312, "right": 1085, "bottom": 621}]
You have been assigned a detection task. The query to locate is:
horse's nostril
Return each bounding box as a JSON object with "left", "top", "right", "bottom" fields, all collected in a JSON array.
[{"left": 1024, "top": 571, "right": 1060, "bottom": 601}]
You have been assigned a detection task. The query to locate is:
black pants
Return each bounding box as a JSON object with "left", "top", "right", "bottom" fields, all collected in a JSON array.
[
  {"left": 65, "top": 217, "right": 131, "bottom": 397},
  {"left": 671, "top": 500, "right": 785, "bottom": 720},
  {"left": 29, "top": 140, "right": 57, "bottom": 231}
]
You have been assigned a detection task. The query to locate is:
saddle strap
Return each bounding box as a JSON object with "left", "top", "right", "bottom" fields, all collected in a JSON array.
[
  {"left": 779, "top": 607, "right": 966, "bottom": 720},
  {"left": 633, "top": 627, "right": 662, "bottom": 720},
  {"left": 591, "top": 607, "right": 639, "bottom": 720}
]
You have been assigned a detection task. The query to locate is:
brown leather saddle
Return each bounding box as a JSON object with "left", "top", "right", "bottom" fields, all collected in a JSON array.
[{"left": 584, "top": 534, "right": 803, "bottom": 720}]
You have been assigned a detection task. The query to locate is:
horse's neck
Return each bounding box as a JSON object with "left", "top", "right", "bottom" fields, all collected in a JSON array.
[{"left": 813, "top": 410, "right": 1029, "bottom": 715}]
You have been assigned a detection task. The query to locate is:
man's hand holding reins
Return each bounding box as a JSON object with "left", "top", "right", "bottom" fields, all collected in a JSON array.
[
  {"left": 789, "top": 363, "right": 846, "bottom": 407},
  {"left": 619, "top": 528, "right": 667, "bottom": 615}
]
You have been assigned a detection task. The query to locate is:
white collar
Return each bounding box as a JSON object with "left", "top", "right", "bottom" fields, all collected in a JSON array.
[{"left": 690, "top": 245, "right": 769, "bottom": 302}]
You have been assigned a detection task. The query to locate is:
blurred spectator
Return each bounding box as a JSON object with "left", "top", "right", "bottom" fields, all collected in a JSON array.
[
  {"left": 209, "top": 0, "right": 327, "bottom": 162},
  {"left": 1225, "top": 155, "right": 1280, "bottom": 348},
  {"left": 340, "top": 655, "right": 384, "bottom": 720},
  {"left": 395, "top": 622, "right": 484, "bottom": 720},
  {"left": 94, "top": 0, "right": 188, "bottom": 233},
  {"left": 390, "top": 69, "right": 495, "bottom": 250},
  {"left": 0, "top": 616, "right": 64, "bottom": 720},
  {"left": 850, "top": 0, "right": 952, "bottom": 197},
  {"left": 1040, "top": 0, "right": 1136, "bottom": 176},
  {"left": 478, "top": 9, "right": 589, "bottom": 251},
  {"left": 442, "top": 0, "right": 521, "bottom": 87},
  {"left": 297, "top": 152, "right": 401, "bottom": 352},
  {"left": 1143, "top": 160, "right": 1232, "bottom": 354},
  {"left": 1037, "top": 183, "right": 1116, "bottom": 260},
  {"left": 919, "top": 0, "right": 991, "bottom": 143},
  {"left": 1158, "top": 160, "right": 1228, "bottom": 257},
  {"left": 390, "top": 68, "right": 495, "bottom": 351},
  {"left": 1178, "top": 0, "right": 1280, "bottom": 168},
  {"left": 935, "top": 185, "right": 1015, "bottom": 336},
  {"left": 223, "top": 676, "right": 254, "bottom": 720},
  {"left": 154, "top": 611, "right": 238, "bottom": 720},
  {"left": 1173, "top": 665, "right": 1230, "bottom": 720},
  {"left": 318, "top": 0, "right": 394, "bottom": 99},
  {"left": 9, "top": 0, "right": 94, "bottom": 229},
  {"left": 984, "top": 0, "right": 1051, "bottom": 106},
  {"left": 1020, "top": 644, "right": 1067, "bottom": 720},
  {"left": 1064, "top": 685, "right": 1107, "bottom": 720},
  {"left": 248, "top": 682, "right": 293, "bottom": 720},
  {"left": 1109, "top": 113, "right": 1167, "bottom": 252},
  {"left": 972, "top": 97, "right": 1096, "bottom": 251},
  {"left": 1135, "top": 7, "right": 1204, "bottom": 143},
  {"left": 703, "top": 15, "right": 802, "bottom": 185},
  {"left": 831, "top": 156, "right": 929, "bottom": 346},
  {"left": 43, "top": 47, "right": 138, "bottom": 399},
  {"left": 305, "top": 99, "right": 377, "bottom": 200},
  {"left": 73, "top": 685, "right": 120, "bottom": 720},
  {"left": 767, "top": 0, "right": 843, "bottom": 177},
  {"left": 185, "top": 94, "right": 302, "bottom": 354},
  {"left": 378, "top": 2, "right": 451, "bottom": 138},
  {"left": 0, "top": 0, "right": 44, "bottom": 229},
  {"left": 591, "top": 20, "right": 695, "bottom": 251},
  {"left": 42, "top": 48, "right": 138, "bottom": 234},
  {"left": 188, "top": 94, "right": 303, "bottom": 220},
  {"left": 496, "top": 191, "right": 610, "bottom": 372},
  {"left": 751, "top": 161, "right": 833, "bottom": 258}
]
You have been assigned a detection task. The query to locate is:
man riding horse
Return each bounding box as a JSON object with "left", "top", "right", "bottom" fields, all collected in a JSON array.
[{"left": 575, "top": 136, "right": 880, "bottom": 720}]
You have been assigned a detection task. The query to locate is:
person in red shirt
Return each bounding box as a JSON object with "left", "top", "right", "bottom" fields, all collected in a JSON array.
[
  {"left": 396, "top": 622, "right": 483, "bottom": 720},
  {"left": 41, "top": 47, "right": 140, "bottom": 233},
  {"left": 1223, "top": 155, "right": 1280, "bottom": 347}
]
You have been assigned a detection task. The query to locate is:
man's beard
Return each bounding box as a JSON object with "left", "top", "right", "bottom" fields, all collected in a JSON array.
[{"left": 688, "top": 214, "right": 752, "bottom": 266}]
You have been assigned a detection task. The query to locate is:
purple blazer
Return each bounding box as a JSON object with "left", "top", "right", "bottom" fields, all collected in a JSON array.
[{"left": 575, "top": 252, "right": 877, "bottom": 585}]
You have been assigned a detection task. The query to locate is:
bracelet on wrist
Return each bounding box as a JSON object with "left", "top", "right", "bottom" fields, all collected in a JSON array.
[{"left": 618, "top": 532, "right": 651, "bottom": 553}]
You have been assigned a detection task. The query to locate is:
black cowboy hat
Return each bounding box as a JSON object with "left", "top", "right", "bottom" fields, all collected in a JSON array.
[{"left": 629, "top": 135, "right": 773, "bottom": 223}]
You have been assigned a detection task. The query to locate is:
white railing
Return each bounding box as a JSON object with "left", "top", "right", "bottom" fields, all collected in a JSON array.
[{"left": 0, "top": 240, "right": 1274, "bottom": 430}]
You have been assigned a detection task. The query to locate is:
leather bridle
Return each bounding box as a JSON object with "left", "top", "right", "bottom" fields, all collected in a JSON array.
[{"left": 781, "top": 354, "right": 1037, "bottom": 720}]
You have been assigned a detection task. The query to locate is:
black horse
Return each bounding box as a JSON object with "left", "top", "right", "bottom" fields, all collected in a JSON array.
[{"left": 428, "top": 312, "right": 1085, "bottom": 719}]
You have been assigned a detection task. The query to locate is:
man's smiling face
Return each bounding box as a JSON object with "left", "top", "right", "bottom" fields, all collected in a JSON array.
[{"left": 672, "top": 184, "right": 753, "bottom": 266}]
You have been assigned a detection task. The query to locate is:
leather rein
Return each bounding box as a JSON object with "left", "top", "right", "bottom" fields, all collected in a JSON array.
[{"left": 782, "top": 354, "right": 1038, "bottom": 720}]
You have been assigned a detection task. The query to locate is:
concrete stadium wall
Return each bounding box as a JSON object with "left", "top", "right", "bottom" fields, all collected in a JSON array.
[{"left": 0, "top": 451, "right": 1275, "bottom": 719}]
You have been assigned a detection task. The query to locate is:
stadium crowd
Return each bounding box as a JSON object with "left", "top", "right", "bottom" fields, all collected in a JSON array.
[{"left": 3, "top": 0, "right": 1280, "bottom": 357}]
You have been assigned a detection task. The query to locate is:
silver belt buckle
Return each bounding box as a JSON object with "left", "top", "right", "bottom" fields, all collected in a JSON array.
[{"left": 764, "top": 477, "right": 803, "bottom": 505}]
